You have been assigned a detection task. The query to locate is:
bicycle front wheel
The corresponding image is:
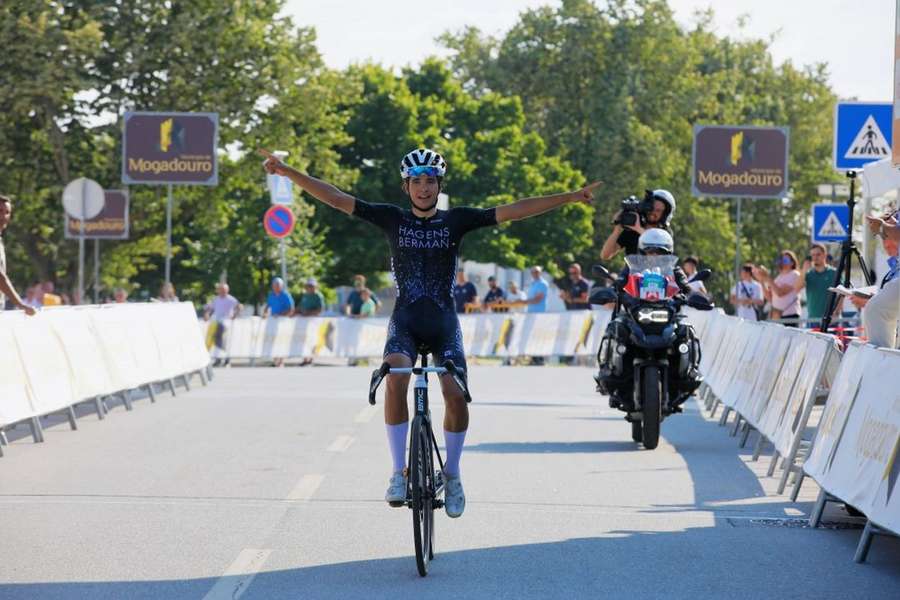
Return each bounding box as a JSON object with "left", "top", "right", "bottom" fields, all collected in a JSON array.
[{"left": 410, "top": 417, "right": 434, "bottom": 577}]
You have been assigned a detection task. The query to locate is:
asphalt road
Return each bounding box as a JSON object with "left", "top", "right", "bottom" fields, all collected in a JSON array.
[{"left": 1, "top": 365, "right": 898, "bottom": 599}]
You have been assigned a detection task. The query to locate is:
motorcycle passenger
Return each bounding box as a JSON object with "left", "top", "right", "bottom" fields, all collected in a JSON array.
[{"left": 600, "top": 189, "right": 676, "bottom": 259}]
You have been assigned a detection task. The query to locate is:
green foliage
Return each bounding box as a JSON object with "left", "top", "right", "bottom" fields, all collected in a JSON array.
[
  {"left": 0, "top": 0, "right": 840, "bottom": 312},
  {"left": 440, "top": 0, "right": 837, "bottom": 303},
  {"left": 322, "top": 60, "right": 592, "bottom": 283}
]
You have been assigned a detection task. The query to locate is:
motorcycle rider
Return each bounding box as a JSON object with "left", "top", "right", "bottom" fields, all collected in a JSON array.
[{"left": 595, "top": 228, "right": 704, "bottom": 412}]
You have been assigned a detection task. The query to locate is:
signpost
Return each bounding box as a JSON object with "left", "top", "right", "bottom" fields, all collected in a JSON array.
[
  {"left": 692, "top": 124, "right": 790, "bottom": 287},
  {"left": 62, "top": 178, "right": 105, "bottom": 304},
  {"left": 264, "top": 205, "right": 295, "bottom": 285},
  {"left": 811, "top": 203, "right": 850, "bottom": 244},
  {"left": 122, "top": 111, "right": 219, "bottom": 284},
  {"left": 64, "top": 190, "right": 129, "bottom": 303},
  {"left": 833, "top": 102, "right": 892, "bottom": 171}
]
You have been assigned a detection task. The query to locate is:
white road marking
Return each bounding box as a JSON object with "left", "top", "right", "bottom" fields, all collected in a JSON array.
[
  {"left": 327, "top": 434, "right": 355, "bottom": 452},
  {"left": 286, "top": 474, "right": 324, "bottom": 501},
  {"left": 354, "top": 405, "right": 379, "bottom": 423},
  {"left": 202, "top": 548, "right": 272, "bottom": 600}
]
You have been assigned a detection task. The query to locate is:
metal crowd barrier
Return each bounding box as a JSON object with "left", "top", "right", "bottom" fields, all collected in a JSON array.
[
  {"left": 688, "top": 308, "right": 899, "bottom": 563},
  {"left": 0, "top": 302, "right": 210, "bottom": 457}
]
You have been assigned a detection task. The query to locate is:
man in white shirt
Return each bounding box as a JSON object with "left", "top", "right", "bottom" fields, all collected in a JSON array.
[
  {"left": 204, "top": 282, "right": 241, "bottom": 365},
  {"left": 730, "top": 263, "right": 764, "bottom": 321}
]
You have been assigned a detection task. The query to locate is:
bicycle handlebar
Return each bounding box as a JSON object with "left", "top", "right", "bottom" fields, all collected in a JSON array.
[{"left": 368, "top": 359, "right": 472, "bottom": 405}]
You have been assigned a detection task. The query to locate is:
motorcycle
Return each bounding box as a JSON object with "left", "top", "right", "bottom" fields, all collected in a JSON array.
[{"left": 591, "top": 255, "right": 714, "bottom": 449}]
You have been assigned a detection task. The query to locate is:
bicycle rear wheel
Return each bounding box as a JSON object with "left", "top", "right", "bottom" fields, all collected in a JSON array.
[{"left": 410, "top": 417, "right": 434, "bottom": 576}]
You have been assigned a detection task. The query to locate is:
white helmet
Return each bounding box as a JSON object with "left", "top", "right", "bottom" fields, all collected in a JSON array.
[
  {"left": 649, "top": 189, "right": 675, "bottom": 226},
  {"left": 638, "top": 229, "right": 674, "bottom": 255},
  {"left": 399, "top": 148, "right": 447, "bottom": 178}
]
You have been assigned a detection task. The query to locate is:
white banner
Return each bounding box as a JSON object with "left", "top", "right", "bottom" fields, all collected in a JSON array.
[
  {"left": 205, "top": 309, "right": 612, "bottom": 360},
  {"left": 0, "top": 302, "right": 208, "bottom": 427}
]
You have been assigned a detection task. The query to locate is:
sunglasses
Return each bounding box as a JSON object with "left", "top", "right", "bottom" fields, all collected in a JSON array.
[{"left": 406, "top": 166, "right": 441, "bottom": 177}]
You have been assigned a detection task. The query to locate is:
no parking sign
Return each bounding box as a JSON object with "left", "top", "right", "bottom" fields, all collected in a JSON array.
[{"left": 264, "top": 205, "right": 295, "bottom": 239}]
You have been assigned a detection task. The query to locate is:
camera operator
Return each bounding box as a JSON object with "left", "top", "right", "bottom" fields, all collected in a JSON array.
[{"left": 600, "top": 189, "right": 675, "bottom": 260}]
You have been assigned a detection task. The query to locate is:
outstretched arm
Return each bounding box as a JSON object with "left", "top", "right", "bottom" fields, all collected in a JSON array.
[
  {"left": 495, "top": 182, "right": 600, "bottom": 224},
  {"left": 259, "top": 149, "right": 355, "bottom": 215}
]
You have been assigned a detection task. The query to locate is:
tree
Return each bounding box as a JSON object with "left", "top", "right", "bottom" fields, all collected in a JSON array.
[
  {"left": 440, "top": 0, "right": 837, "bottom": 303},
  {"left": 320, "top": 59, "right": 593, "bottom": 285}
]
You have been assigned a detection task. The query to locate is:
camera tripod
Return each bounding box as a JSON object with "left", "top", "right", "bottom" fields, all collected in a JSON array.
[{"left": 820, "top": 171, "right": 874, "bottom": 333}]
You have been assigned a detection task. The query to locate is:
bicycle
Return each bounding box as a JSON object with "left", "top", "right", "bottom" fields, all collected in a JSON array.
[{"left": 368, "top": 348, "right": 471, "bottom": 577}]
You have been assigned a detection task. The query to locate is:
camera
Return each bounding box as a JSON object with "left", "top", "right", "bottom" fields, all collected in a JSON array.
[{"left": 613, "top": 191, "right": 655, "bottom": 227}]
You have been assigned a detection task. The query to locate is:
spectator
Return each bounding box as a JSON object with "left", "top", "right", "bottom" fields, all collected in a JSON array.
[
  {"left": 203, "top": 282, "right": 241, "bottom": 366},
  {"left": 505, "top": 280, "right": 528, "bottom": 312},
  {"left": 560, "top": 262, "right": 590, "bottom": 310},
  {"left": 730, "top": 264, "right": 764, "bottom": 321},
  {"left": 158, "top": 282, "right": 179, "bottom": 302},
  {"left": 358, "top": 288, "right": 377, "bottom": 318},
  {"left": 0, "top": 195, "right": 36, "bottom": 315},
  {"left": 453, "top": 268, "right": 478, "bottom": 313},
  {"left": 297, "top": 277, "right": 324, "bottom": 316},
  {"left": 41, "top": 281, "right": 63, "bottom": 306},
  {"left": 263, "top": 277, "right": 294, "bottom": 318},
  {"left": 682, "top": 256, "right": 708, "bottom": 297},
  {"left": 796, "top": 243, "right": 838, "bottom": 328},
  {"left": 755, "top": 250, "right": 801, "bottom": 326},
  {"left": 852, "top": 211, "right": 900, "bottom": 347},
  {"left": 524, "top": 266, "right": 549, "bottom": 313},
  {"left": 24, "top": 283, "right": 43, "bottom": 308},
  {"left": 483, "top": 276, "right": 505, "bottom": 309},
  {"left": 345, "top": 274, "right": 380, "bottom": 316},
  {"left": 113, "top": 288, "right": 128, "bottom": 303}
]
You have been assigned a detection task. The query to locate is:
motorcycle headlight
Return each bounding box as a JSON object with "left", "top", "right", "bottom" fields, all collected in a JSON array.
[{"left": 636, "top": 308, "right": 670, "bottom": 324}]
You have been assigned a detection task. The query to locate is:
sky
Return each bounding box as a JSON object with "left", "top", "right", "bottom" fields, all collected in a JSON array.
[{"left": 283, "top": 0, "right": 895, "bottom": 102}]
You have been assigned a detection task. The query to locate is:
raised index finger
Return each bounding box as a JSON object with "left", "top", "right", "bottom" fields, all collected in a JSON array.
[
  {"left": 257, "top": 148, "right": 276, "bottom": 160},
  {"left": 583, "top": 181, "right": 603, "bottom": 192}
]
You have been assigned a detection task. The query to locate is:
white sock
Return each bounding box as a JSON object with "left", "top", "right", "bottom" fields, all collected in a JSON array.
[
  {"left": 443, "top": 429, "right": 467, "bottom": 478},
  {"left": 386, "top": 422, "right": 408, "bottom": 473}
]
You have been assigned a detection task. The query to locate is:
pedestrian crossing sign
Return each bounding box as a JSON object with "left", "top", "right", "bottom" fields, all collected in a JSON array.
[
  {"left": 833, "top": 101, "right": 893, "bottom": 171},
  {"left": 811, "top": 203, "right": 850, "bottom": 243},
  {"left": 267, "top": 174, "right": 293, "bottom": 205}
]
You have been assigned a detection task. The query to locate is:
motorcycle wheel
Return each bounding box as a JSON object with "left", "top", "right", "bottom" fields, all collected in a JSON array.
[
  {"left": 641, "top": 367, "right": 661, "bottom": 450},
  {"left": 631, "top": 420, "right": 643, "bottom": 443}
]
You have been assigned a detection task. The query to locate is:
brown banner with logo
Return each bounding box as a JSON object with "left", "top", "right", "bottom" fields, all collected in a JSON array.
[
  {"left": 122, "top": 111, "right": 218, "bottom": 185},
  {"left": 692, "top": 125, "right": 789, "bottom": 198},
  {"left": 65, "top": 190, "right": 129, "bottom": 240}
]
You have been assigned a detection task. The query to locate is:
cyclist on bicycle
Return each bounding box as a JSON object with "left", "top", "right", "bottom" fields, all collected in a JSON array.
[{"left": 261, "top": 147, "right": 599, "bottom": 518}]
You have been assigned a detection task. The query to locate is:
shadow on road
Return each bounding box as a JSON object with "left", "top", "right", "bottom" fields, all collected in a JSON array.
[
  {"left": 3, "top": 528, "right": 898, "bottom": 600},
  {"left": 465, "top": 440, "right": 637, "bottom": 454}
]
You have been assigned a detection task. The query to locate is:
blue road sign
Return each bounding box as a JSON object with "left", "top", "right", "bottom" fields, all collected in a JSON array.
[
  {"left": 811, "top": 203, "right": 850, "bottom": 243},
  {"left": 833, "top": 102, "right": 892, "bottom": 171},
  {"left": 267, "top": 174, "right": 293, "bottom": 205}
]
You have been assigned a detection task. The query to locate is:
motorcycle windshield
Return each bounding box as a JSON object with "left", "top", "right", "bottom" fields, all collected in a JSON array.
[
  {"left": 624, "top": 255, "right": 678, "bottom": 277},
  {"left": 624, "top": 255, "right": 679, "bottom": 301}
]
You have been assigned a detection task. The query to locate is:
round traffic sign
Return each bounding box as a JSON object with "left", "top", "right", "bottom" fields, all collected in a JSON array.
[
  {"left": 264, "top": 205, "right": 295, "bottom": 239},
  {"left": 62, "top": 177, "right": 105, "bottom": 220}
]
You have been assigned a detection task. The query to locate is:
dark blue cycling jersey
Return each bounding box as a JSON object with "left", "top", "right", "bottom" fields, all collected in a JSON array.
[{"left": 353, "top": 199, "right": 497, "bottom": 312}]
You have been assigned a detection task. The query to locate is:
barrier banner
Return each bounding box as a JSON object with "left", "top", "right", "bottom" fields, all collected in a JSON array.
[
  {"left": 772, "top": 334, "right": 837, "bottom": 456},
  {"left": 202, "top": 309, "right": 612, "bottom": 360},
  {"left": 0, "top": 312, "right": 35, "bottom": 427},
  {"left": 44, "top": 309, "right": 113, "bottom": 401},
  {"left": 804, "top": 343, "right": 867, "bottom": 482},
  {"left": 757, "top": 330, "right": 806, "bottom": 439},
  {"left": 12, "top": 314, "right": 78, "bottom": 416},
  {"left": 820, "top": 349, "right": 900, "bottom": 533}
]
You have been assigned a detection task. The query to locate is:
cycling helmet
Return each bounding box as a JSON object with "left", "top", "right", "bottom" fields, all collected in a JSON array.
[
  {"left": 638, "top": 229, "right": 674, "bottom": 255},
  {"left": 649, "top": 189, "right": 676, "bottom": 226},
  {"left": 400, "top": 148, "right": 447, "bottom": 179}
]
